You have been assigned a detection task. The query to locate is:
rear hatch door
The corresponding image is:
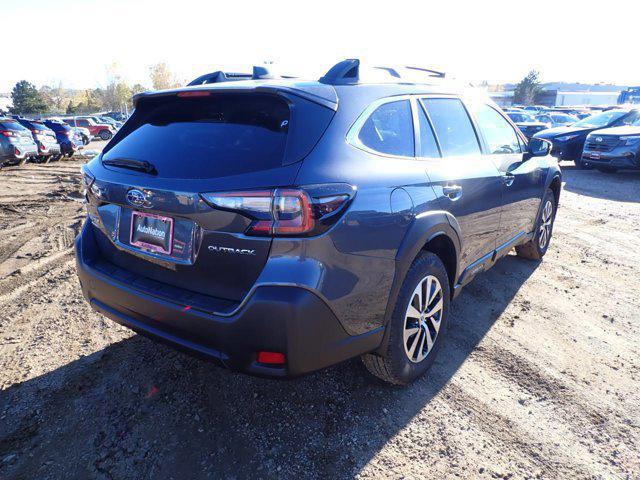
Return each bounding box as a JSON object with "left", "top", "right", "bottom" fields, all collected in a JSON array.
[{"left": 86, "top": 89, "right": 335, "bottom": 303}]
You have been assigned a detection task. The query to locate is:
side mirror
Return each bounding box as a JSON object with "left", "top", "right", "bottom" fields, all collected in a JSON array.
[{"left": 527, "top": 137, "right": 552, "bottom": 158}]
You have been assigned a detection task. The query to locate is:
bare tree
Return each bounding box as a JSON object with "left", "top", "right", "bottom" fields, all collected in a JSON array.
[{"left": 149, "top": 62, "right": 181, "bottom": 90}]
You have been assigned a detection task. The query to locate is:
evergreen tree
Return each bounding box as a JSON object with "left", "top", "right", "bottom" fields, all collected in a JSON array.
[
  {"left": 513, "top": 71, "right": 542, "bottom": 105},
  {"left": 10, "top": 80, "right": 49, "bottom": 115}
]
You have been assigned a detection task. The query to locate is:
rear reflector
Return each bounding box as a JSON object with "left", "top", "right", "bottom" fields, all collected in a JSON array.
[{"left": 257, "top": 351, "right": 286, "bottom": 365}]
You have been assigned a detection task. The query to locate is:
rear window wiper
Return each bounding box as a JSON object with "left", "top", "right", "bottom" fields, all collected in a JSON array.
[{"left": 102, "top": 158, "right": 157, "bottom": 175}]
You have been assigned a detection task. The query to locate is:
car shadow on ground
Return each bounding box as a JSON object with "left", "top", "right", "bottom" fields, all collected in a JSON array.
[
  {"left": 0, "top": 255, "right": 539, "bottom": 479},
  {"left": 560, "top": 163, "right": 640, "bottom": 203}
]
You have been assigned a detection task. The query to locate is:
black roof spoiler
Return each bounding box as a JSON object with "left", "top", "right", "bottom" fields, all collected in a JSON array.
[
  {"left": 133, "top": 82, "right": 339, "bottom": 111},
  {"left": 319, "top": 59, "right": 446, "bottom": 85}
]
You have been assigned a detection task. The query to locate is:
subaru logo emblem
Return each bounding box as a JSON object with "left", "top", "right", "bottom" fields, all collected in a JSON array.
[
  {"left": 126, "top": 189, "right": 148, "bottom": 208},
  {"left": 595, "top": 137, "right": 603, "bottom": 142}
]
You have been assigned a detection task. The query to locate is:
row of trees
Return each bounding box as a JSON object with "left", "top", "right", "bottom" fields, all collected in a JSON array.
[
  {"left": 6, "top": 64, "right": 545, "bottom": 115},
  {"left": 6, "top": 62, "right": 182, "bottom": 116}
]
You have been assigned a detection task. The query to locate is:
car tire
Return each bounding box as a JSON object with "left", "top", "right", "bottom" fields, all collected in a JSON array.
[
  {"left": 574, "top": 158, "right": 592, "bottom": 169},
  {"left": 516, "top": 188, "right": 556, "bottom": 261},
  {"left": 596, "top": 167, "right": 618, "bottom": 173},
  {"left": 362, "top": 251, "right": 450, "bottom": 385},
  {"left": 99, "top": 130, "right": 112, "bottom": 141}
]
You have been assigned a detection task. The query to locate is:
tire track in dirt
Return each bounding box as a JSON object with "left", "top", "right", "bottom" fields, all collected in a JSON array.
[
  {"left": 466, "top": 341, "right": 639, "bottom": 473},
  {"left": 437, "top": 381, "right": 595, "bottom": 479}
]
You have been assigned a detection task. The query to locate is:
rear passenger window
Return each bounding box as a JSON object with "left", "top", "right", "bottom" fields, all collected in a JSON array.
[
  {"left": 471, "top": 104, "right": 522, "bottom": 154},
  {"left": 417, "top": 104, "right": 440, "bottom": 158},
  {"left": 358, "top": 100, "right": 414, "bottom": 157},
  {"left": 421, "top": 98, "right": 481, "bottom": 157}
]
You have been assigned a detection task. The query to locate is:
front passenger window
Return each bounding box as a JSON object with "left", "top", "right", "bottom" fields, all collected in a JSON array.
[{"left": 472, "top": 104, "right": 522, "bottom": 155}]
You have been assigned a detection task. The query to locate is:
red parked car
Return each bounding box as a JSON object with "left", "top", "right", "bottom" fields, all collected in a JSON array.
[{"left": 63, "top": 117, "right": 115, "bottom": 141}]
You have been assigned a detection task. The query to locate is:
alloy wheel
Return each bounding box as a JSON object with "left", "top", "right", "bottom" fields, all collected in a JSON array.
[
  {"left": 538, "top": 200, "right": 553, "bottom": 249},
  {"left": 403, "top": 275, "right": 444, "bottom": 363}
]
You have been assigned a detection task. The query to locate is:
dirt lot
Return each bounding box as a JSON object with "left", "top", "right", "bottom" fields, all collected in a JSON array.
[{"left": 0, "top": 155, "right": 638, "bottom": 479}]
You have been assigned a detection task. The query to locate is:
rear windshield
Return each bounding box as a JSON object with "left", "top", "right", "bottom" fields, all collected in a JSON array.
[
  {"left": 507, "top": 113, "right": 535, "bottom": 123},
  {"left": 0, "top": 121, "right": 28, "bottom": 131},
  {"left": 102, "top": 93, "right": 290, "bottom": 179}
]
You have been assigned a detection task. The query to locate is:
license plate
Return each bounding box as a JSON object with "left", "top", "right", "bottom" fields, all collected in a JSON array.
[
  {"left": 588, "top": 153, "right": 600, "bottom": 159},
  {"left": 130, "top": 211, "right": 173, "bottom": 255}
]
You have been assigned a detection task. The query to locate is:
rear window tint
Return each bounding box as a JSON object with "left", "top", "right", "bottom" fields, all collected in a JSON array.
[
  {"left": 46, "top": 122, "right": 70, "bottom": 132},
  {"left": 103, "top": 94, "right": 290, "bottom": 179},
  {"left": 0, "top": 121, "right": 28, "bottom": 131},
  {"left": 357, "top": 100, "right": 414, "bottom": 157}
]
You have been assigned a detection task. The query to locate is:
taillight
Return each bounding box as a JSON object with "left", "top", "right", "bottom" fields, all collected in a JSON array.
[
  {"left": 201, "top": 185, "right": 353, "bottom": 237},
  {"left": 0, "top": 130, "right": 15, "bottom": 137}
]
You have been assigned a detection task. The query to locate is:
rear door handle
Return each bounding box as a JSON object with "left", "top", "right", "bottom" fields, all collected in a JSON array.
[
  {"left": 442, "top": 185, "right": 463, "bottom": 200},
  {"left": 502, "top": 174, "right": 515, "bottom": 187}
]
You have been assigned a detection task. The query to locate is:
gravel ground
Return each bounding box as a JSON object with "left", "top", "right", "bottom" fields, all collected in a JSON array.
[{"left": 0, "top": 156, "right": 638, "bottom": 479}]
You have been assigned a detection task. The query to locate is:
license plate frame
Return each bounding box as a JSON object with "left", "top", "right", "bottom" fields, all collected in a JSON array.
[{"left": 129, "top": 211, "right": 174, "bottom": 255}]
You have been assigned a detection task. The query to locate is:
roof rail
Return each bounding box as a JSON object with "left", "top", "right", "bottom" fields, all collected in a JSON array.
[
  {"left": 319, "top": 59, "right": 446, "bottom": 85},
  {"left": 405, "top": 66, "right": 446, "bottom": 78}
]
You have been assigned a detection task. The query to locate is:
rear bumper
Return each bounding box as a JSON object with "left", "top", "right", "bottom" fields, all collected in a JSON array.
[
  {"left": 9, "top": 143, "right": 38, "bottom": 160},
  {"left": 59, "top": 139, "right": 78, "bottom": 155},
  {"left": 38, "top": 143, "right": 61, "bottom": 155},
  {"left": 75, "top": 221, "right": 383, "bottom": 378}
]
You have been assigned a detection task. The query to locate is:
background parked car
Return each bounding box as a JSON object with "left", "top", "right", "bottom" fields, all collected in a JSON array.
[
  {"left": 575, "top": 111, "right": 593, "bottom": 120},
  {"left": 43, "top": 119, "right": 81, "bottom": 158},
  {"left": 534, "top": 108, "right": 640, "bottom": 168},
  {"left": 14, "top": 117, "right": 61, "bottom": 163},
  {"left": 506, "top": 111, "right": 550, "bottom": 139},
  {"left": 535, "top": 112, "right": 577, "bottom": 128},
  {"left": 0, "top": 118, "right": 38, "bottom": 168},
  {"left": 104, "top": 111, "right": 128, "bottom": 122},
  {"left": 94, "top": 116, "right": 123, "bottom": 129},
  {"left": 523, "top": 105, "right": 550, "bottom": 114},
  {"left": 581, "top": 116, "right": 640, "bottom": 173},
  {"left": 63, "top": 117, "right": 115, "bottom": 141},
  {"left": 75, "top": 126, "right": 91, "bottom": 145}
]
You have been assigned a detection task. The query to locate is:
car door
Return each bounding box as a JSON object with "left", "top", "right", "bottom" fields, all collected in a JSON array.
[
  {"left": 77, "top": 119, "right": 92, "bottom": 135},
  {"left": 417, "top": 96, "right": 503, "bottom": 281},
  {"left": 467, "top": 101, "right": 545, "bottom": 251}
]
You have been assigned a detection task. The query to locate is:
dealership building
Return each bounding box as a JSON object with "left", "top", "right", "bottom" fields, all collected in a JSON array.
[{"left": 489, "top": 82, "right": 628, "bottom": 107}]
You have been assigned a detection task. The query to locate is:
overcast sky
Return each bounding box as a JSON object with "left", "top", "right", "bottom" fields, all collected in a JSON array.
[{"left": 2, "top": 0, "right": 639, "bottom": 92}]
